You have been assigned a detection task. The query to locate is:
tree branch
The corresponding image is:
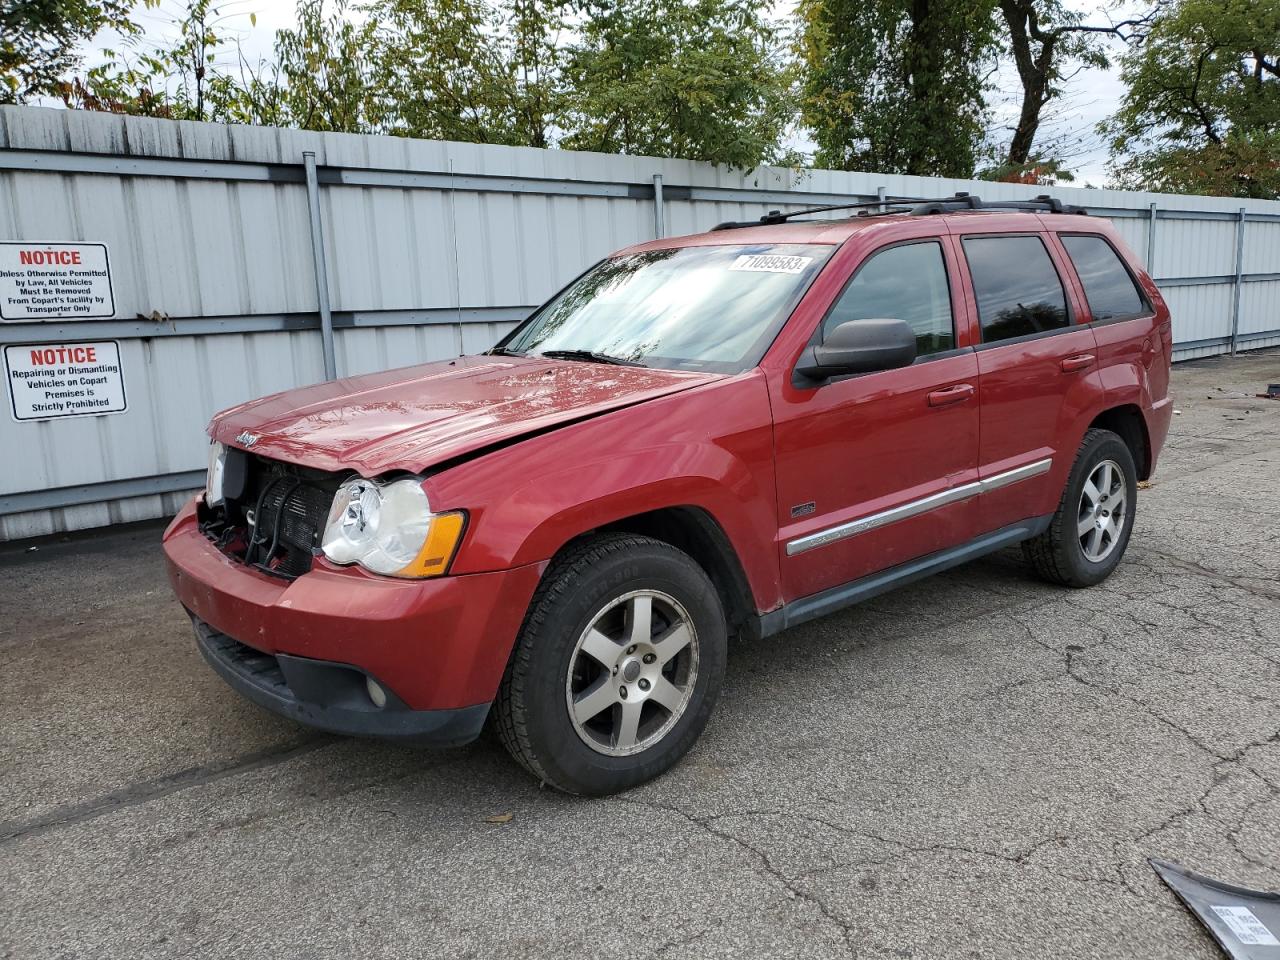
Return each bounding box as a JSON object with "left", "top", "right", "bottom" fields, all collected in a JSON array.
[{"left": 1185, "top": 45, "right": 1223, "bottom": 145}]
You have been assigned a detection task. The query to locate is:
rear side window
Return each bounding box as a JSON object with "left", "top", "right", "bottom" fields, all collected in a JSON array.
[
  {"left": 1061, "top": 234, "right": 1148, "bottom": 321},
  {"left": 823, "top": 241, "right": 954, "bottom": 355},
  {"left": 962, "top": 236, "right": 1069, "bottom": 344}
]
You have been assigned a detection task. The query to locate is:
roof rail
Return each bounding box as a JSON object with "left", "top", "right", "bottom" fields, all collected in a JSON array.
[
  {"left": 909, "top": 193, "right": 1089, "bottom": 216},
  {"left": 710, "top": 197, "right": 924, "bottom": 231},
  {"left": 708, "top": 191, "right": 1088, "bottom": 231}
]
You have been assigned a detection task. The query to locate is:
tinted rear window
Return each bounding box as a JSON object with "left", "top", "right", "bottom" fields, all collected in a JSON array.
[
  {"left": 1061, "top": 234, "right": 1148, "bottom": 321},
  {"left": 963, "top": 235, "right": 1069, "bottom": 343}
]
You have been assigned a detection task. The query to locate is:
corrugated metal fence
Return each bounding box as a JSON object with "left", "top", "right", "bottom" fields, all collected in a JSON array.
[{"left": 2, "top": 104, "right": 1279, "bottom": 540}]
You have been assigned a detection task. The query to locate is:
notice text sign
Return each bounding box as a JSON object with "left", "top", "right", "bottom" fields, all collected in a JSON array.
[
  {"left": 5, "top": 341, "right": 127, "bottom": 421},
  {"left": 0, "top": 242, "right": 115, "bottom": 320}
]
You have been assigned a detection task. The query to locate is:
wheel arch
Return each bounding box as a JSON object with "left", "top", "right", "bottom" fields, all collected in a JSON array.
[
  {"left": 562, "top": 506, "right": 760, "bottom": 642},
  {"left": 1088, "top": 404, "right": 1152, "bottom": 479}
]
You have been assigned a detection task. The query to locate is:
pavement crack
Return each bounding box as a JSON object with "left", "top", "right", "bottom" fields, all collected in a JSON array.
[
  {"left": 1137, "top": 548, "right": 1280, "bottom": 601},
  {"left": 1062, "top": 646, "right": 1231, "bottom": 762},
  {"left": 640, "top": 921, "right": 714, "bottom": 959},
  {"left": 702, "top": 810, "right": 1186, "bottom": 916},
  {"left": 0, "top": 736, "right": 334, "bottom": 845},
  {"left": 619, "top": 798, "right": 860, "bottom": 957},
  {"left": 1224, "top": 788, "right": 1280, "bottom": 880}
]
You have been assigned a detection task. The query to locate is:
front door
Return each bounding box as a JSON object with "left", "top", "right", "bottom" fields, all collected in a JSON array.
[{"left": 769, "top": 236, "right": 982, "bottom": 602}]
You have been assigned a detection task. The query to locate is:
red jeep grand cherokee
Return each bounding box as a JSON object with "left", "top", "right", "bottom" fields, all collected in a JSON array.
[{"left": 165, "top": 194, "right": 1173, "bottom": 795}]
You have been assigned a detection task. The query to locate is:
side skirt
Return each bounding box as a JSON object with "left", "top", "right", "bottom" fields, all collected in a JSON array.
[{"left": 756, "top": 515, "right": 1053, "bottom": 638}]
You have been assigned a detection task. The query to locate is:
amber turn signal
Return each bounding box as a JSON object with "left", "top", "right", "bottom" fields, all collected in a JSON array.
[{"left": 398, "top": 511, "right": 466, "bottom": 578}]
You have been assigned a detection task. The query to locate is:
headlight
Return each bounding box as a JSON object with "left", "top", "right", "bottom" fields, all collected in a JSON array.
[
  {"left": 320, "top": 477, "right": 465, "bottom": 578},
  {"left": 205, "top": 441, "right": 227, "bottom": 507}
]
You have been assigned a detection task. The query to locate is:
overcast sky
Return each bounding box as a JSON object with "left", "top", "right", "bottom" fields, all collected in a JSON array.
[{"left": 83, "top": 0, "right": 1137, "bottom": 185}]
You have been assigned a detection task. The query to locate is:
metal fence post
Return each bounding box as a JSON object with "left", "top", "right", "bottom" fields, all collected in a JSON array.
[
  {"left": 303, "top": 151, "right": 338, "bottom": 381},
  {"left": 1146, "top": 202, "right": 1158, "bottom": 275},
  {"left": 1230, "top": 207, "right": 1247, "bottom": 355},
  {"left": 652, "top": 174, "right": 665, "bottom": 239}
]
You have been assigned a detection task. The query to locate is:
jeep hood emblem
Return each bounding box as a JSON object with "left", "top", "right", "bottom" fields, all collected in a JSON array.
[{"left": 235, "top": 430, "right": 260, "bottom": 448}]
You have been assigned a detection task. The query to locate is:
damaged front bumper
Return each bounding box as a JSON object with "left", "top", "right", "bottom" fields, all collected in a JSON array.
[{"left": 191, "top": 616, "right": 490, "bottom": 745}]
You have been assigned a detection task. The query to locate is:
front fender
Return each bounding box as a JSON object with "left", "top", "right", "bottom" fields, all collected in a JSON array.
[{"left": 424, "top": 374, "right": 783, "bottom": 613}]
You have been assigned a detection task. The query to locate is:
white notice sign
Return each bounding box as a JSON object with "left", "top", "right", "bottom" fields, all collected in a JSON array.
[
  {"left": 0, "top": 242, "right": 115, "bottom": 320},
  {"left": 5, "top": 341, "right": 127, "bottom": 421}
]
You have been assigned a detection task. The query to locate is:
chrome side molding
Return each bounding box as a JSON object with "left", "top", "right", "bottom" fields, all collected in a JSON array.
[
  {"left": 978, "top": 458, "right": 1053, "bottom": 493},
  {"left": 785, "top": 458, "right": 1053, "bottom": 556}
]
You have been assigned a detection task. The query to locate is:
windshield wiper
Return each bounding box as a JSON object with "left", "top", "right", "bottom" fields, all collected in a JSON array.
[
  {"left": 488, "top": 347, "right": 525, "bottom": 357},
  {"left": 537, "top": 349, "right": 643, "bottom": 367}
]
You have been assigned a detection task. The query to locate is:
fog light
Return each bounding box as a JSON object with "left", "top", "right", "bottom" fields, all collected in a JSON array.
[{"left": 366, "top": 676, "right": 387, "bottom": 709}]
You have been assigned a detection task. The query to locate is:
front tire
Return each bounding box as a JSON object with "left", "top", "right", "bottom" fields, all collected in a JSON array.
[
  {"left": 1023, "top": 428, "right": 1138, "bottom": 588},
  {"left": 494, "top": 534, "right": 727, "bottom": 795}
]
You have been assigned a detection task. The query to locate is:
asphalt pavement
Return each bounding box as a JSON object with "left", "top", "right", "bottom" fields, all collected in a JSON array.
[{"left": 3, "top": 350, "right": 1279, "bottom": 960}]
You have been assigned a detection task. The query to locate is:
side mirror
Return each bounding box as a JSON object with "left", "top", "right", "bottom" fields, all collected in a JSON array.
[{"left": 795, "top": 318, "right": 917, "bottom": 381}]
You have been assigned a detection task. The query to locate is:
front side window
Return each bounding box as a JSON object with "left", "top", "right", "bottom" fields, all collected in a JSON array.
[
  {"left": 1061, "top": 234, "right": 1148, "bottom": 321},
  {"left": 822, "top": 241, "right": 955, "bottom": 355},
  {"left": 499, "top": 243, "right": 834, "bottom": 373},
  {"left": 963, "top": 235, "right": 1069, "bottom": 344}
]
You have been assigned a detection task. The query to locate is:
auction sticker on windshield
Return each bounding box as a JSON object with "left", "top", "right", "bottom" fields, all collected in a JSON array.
[
  {"left": 5, "top": 341, "right": 127, "bottom": 421},
  {"left": 729, "top": 254, "right": 813, "bottom": 274},
  {"left": 0, "top": 242, "right": 115, "bottom": 321}
]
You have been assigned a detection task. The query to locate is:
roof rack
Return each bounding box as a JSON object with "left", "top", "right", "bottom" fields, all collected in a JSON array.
[
  {"left": 909, "top": 193, "right": 1089, "bottom": 216},
  {"left": 709, "top": 192, "right": 1088, "bottom": 231},
  {"left": 710, "top": 197, "right": 924, "bottom": 231}
]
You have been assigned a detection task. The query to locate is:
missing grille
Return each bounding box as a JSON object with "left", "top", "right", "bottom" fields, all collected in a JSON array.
[{"left": 198, "top": 456, "right": 343, "bottom": 579}]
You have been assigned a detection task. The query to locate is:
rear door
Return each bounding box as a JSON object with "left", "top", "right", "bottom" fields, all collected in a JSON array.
[
  {"left": 1055, "top": 231, "right": 1170, "bottom": 406},
  {"left": 767, "top": 231, "right": 982, "bottom": 602},
  {"left": 953, "top": 221, "right": 1101, "bottom": 533}
]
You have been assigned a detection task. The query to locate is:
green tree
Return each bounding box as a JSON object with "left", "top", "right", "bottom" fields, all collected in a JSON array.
[
  {"left": 258, "top": 0, "right": 378, "bottom": 131},
  {"left": 994, "top": 0, "right": 1139, "bottom": 172},
  {"left": 798, "top": 0, "right": 1000, "bottom": 177},
  {"left": 65, "top": 0, "right": 378, "bottom": 128},
  {"left": 160, "top": 0, "right": 225, "bottom": 119},
  {"left": 507, "top": 0, "right": 567, "bottom": 148},
  {"left": 558, "top": 0, "right": 794, "bottom": 168},
  {"left": 50, "top": 0, "right": 797, "bottom": 167},
  {"left": 362, "top": 0, "right": 562, "bottom": 146},
  {"left": 1105, "top": 0, "right": 1280, "bottom": 198},
  {"left": 1, "top": 0, "right": 137, "bottom": 102},
  {"left": 63, "top": 0, "right": 248, "bottom": 120}
]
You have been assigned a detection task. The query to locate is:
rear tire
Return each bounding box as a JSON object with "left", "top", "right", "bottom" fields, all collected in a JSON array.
[
  {"left": 1023, "top": 428, "right": 1137, "bottom": 588},
  {"left": 494, "top": 533, "right": 726, "bottom": 795}
]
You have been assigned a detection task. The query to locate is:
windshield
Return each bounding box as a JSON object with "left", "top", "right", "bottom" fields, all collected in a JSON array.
[{"left": 497, "top": 243, "right": 834, "bottom": 373}]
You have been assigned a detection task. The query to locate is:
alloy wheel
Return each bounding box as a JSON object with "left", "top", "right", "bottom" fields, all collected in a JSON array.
[
  {"left": 565, "top": 589, "right": 699, "bottom": 757},
  {"left": 1078, "top": 459, "right": 1127, "bottom": 562}
]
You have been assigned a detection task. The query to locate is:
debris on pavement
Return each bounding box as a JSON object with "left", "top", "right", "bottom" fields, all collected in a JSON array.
[
  {"left": 483, "top": 813, "right": 515, "bottom": 824},
  {"left": 1151, "top": 858, "right": 1280, "bottom": 958}
]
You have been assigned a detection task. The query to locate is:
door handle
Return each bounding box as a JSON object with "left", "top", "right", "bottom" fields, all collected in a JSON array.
[
  {"left": 1061, "top": 354, "right": 1096, "bottom": 373},
  {"left": 927, "top": 383, "right": 975, "bottom": 407}
]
